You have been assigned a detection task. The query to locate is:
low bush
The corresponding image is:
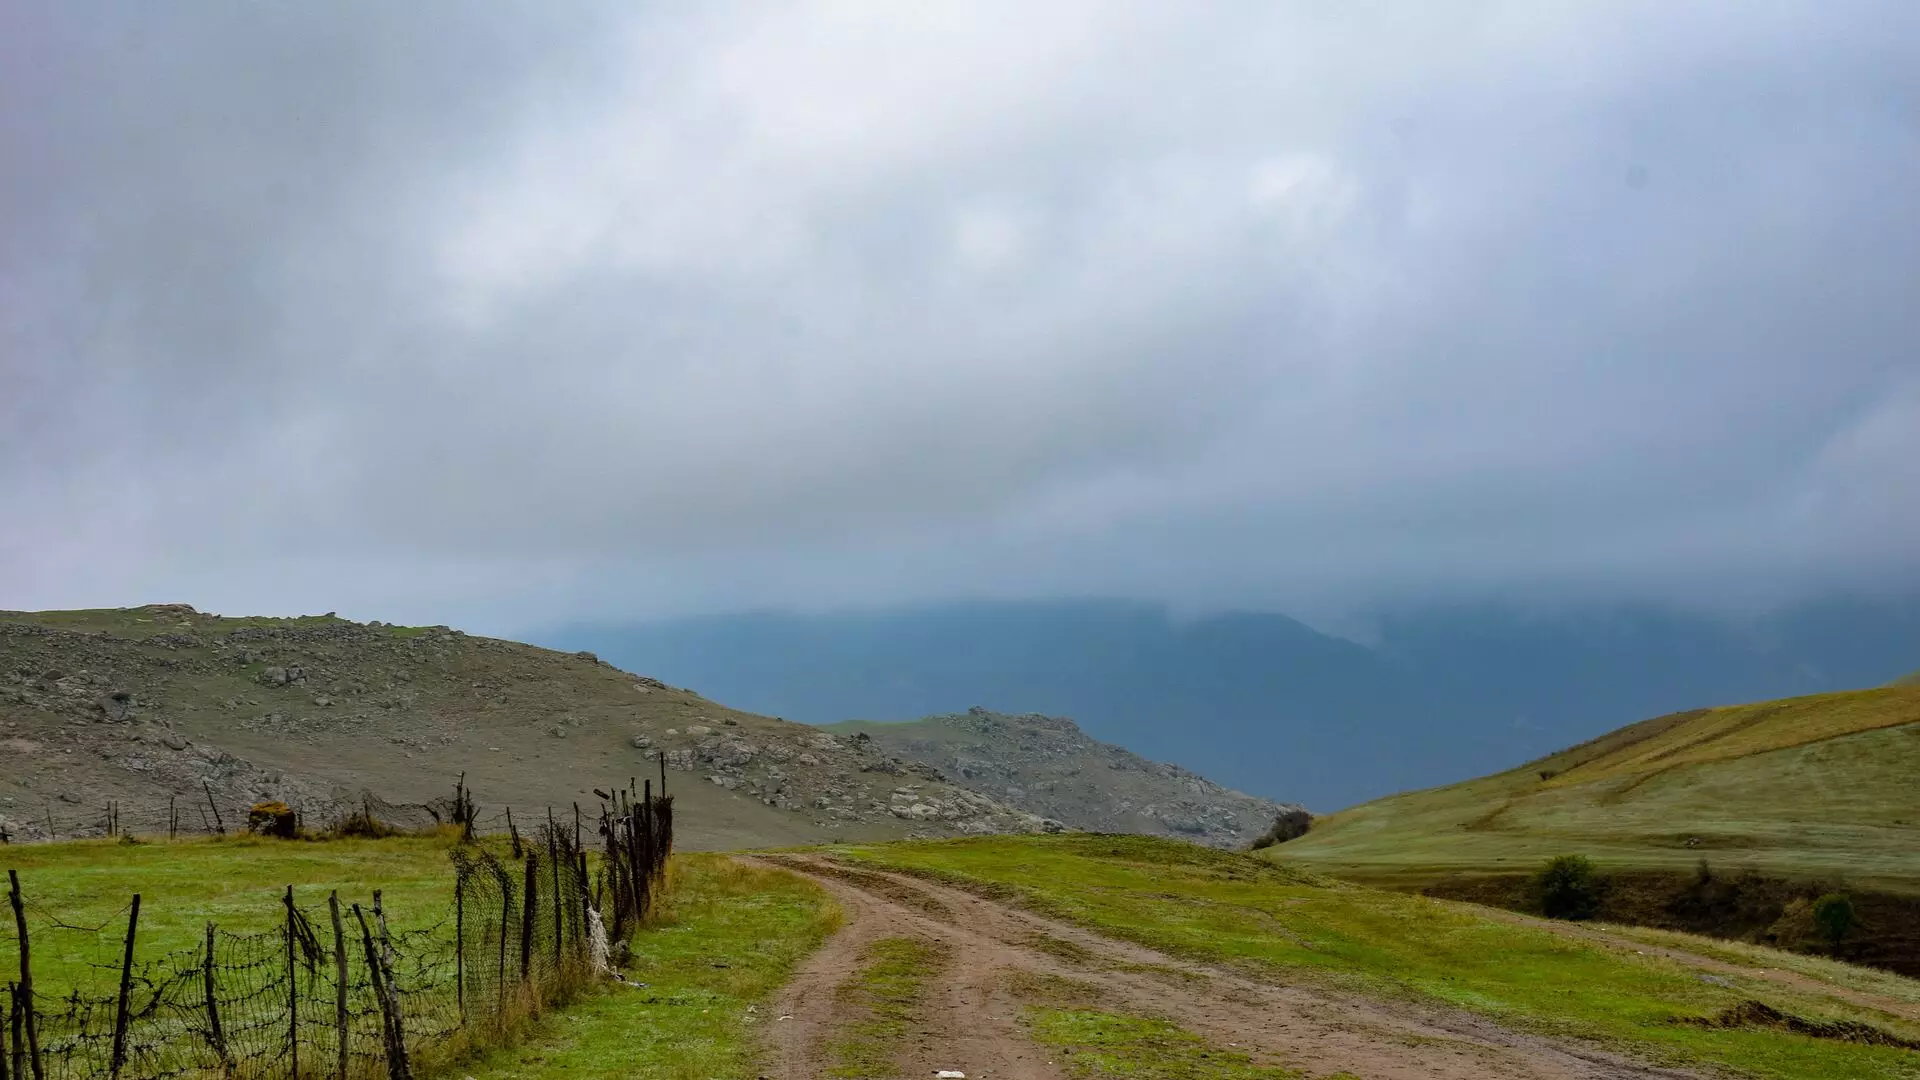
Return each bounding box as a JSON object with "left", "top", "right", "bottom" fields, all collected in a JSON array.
[
  {"left": 1811, "top": 893, "right": 1855, "bottom": 943},
  {"left": 1533, "top": 854, "right": 1604, "bottom": 920},
  {"left": 245, "top": 800, "right": 297, "bottom": 838}
]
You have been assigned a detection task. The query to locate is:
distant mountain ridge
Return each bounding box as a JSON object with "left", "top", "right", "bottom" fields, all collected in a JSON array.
[
  {"left": 826, "top": 707, "right": 1298, "bottom": 848},
  {"left": 545, "top": 595, "right": 1920, "bottom": 810}
]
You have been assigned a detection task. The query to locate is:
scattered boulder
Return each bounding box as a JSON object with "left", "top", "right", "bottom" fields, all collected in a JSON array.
[
  {"left": 258, "top": 665, "right": 306, "bottom": 687},
  {"left": 94, "top": 690, "right": 133, "bottom": 722}
]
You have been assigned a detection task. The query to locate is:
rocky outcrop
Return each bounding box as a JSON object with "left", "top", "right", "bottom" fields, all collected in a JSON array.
[{"left": 825, "top": 707, "right": 1298, "bottom": 848}]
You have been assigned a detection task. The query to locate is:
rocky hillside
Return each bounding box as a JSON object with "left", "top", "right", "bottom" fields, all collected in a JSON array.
[
  {"left": 0, "top": 605, "right": 1055, "bottom": 849},
  {"left": 824, "top": 707, "right": 1302, "bottom": 848}
]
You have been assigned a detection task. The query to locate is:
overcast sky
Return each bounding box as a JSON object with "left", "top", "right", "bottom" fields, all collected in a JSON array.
[{"left": 3, "top": 2, "right": 1916, "bottom": 635}]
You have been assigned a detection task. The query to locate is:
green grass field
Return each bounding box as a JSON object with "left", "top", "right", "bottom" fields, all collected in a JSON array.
[
  {"left": 12, "top": 829, "right": 1920, "bottom": 1079},
  {"left": 831, "top": 833, "right": 1920, "bottom": 1080},
  {"left": 2, "top": 834, "right": 461, "bottom": 988},
  {"left": 1271, "top": 685, "right": 1920, "bottom": 890},
  {"left": 2, "top": 836, "right": 838, "bottom": 1080}
]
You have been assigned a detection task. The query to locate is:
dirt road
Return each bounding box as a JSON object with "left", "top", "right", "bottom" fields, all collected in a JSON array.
[{"left": 751, "top": 854, "right": 1699, "bottom": 1080}]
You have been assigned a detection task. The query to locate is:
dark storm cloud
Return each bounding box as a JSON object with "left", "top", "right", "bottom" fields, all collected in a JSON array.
[{"left": 2, "top": 2, "right": 1917, "bottom": 630}]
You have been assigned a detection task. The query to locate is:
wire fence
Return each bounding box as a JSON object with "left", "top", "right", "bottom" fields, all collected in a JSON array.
[
  {"left": 2, "top": 782, "right": 674, "bottom": 1080},
  {"left": 0, "top": 773, "right": 651, "bottom": 846}
]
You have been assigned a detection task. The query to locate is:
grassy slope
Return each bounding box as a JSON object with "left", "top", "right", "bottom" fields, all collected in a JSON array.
[
  {"left": 834, "top": 834, "right": 1920, "bottom": 1080},
  {"left": 2, "top": 838, "right": 839, "bottom": 1080},
  {"left": 1272, "top": 685, "right": 1920, "bottom": 890}
]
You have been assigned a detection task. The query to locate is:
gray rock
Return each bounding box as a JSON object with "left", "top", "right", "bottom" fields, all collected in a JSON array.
[{"left": 631, "top": 734, "right": 653, "bottom": 749}]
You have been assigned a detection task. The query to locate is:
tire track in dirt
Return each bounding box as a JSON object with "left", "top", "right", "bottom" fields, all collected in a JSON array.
[
  {"left": 750, "top": 854, "right": 1701, "bottom": 1080},
  {"left": 754, "top": 855, "right": 1065, "bottom": 1079}
]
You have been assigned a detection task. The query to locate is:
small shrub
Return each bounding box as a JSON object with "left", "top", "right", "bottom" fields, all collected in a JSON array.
[
  {"left": 246, "top": 801, "right": 297, "bottom": 838},
  {"left": 1248, "top": 808, "right": 1312, "bottom": 851},
  {"left": 1767, "top": 897, "right": 1816, "bottom": 946},
  {"left": 329, "top": 807, "right": 403, "bottom": 839},
  {"left": 1533, "top": 854, "right": 1604, "bottom": 920},
  {"left": 1812, "top": 893, "right": 1855, "bottom": 942}
]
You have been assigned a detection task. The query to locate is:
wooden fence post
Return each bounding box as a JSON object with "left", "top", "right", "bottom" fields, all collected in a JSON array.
[
  {"left": 284, "top": 886, "right": 299, "bottom": 1080},
  {"left": 519, "top": 854, "right": 537, "bottom": 985},
  {"left": 352, "top": 904, "right": 410, "bottom": 1080},
  {"left": 108, "top": 894, "right": 141, "bottom": 1078},
  {"left": 328, "top": 893, "right": 347, "bottom": 1080},
  {"left": 202, "top": 924, "right": 232, "bottom": 1076},
  {"left": 373, "top": 891, "right": 405, "bottom": 1068},
  {"left": 496, "top": 877, "right": 510, "bottom": 1013},
  {"left": 454, "top": 872, "right": 465, "bottom": 1022},
  {"left": 203, "top": 782, "right": 225, "bottom": 836},
  {"left": 546, "top": 814, "right": 561, "bottom": 966},
  {"left": 5, "top": 982, "right": 22, "bottom": 1080},
  {"left": 6, "top": 872, "right": 40, "bottom": 1080}
]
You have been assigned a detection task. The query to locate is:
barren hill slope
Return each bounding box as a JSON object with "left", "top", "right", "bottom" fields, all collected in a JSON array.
[
  {"left": 824, "top": 707, "right": 1299, "bottom": 848},
  {"left": 0, "top": 605, "right": 1054, "bottom": 849}
]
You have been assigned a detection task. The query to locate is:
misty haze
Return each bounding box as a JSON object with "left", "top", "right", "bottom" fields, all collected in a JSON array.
[{"left": 4, "top": 4, "right": 1917, "bottom": 1079}]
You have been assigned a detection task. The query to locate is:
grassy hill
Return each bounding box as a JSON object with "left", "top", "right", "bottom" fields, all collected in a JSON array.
[
  {"left": 1272, "top": 683, "right": 1920, "bottom": 892},
  {"left": 824, "top": 708, "right": 1297, "bottom": 848}
]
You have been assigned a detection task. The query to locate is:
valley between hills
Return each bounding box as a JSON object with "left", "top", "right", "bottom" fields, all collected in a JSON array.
[{"left": 5, "top": 604, "right": 1919, "bottom": 1080}]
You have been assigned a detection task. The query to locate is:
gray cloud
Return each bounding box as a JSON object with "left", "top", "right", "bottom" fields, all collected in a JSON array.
[{"left": 3, "top": 1, "right": 1917, "bottom": 633}]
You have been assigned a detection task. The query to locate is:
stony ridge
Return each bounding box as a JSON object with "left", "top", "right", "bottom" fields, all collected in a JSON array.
[
  {"left": 826, "top": 707, "right": 1302, "bottom": 848},
  {"left": 0, "top": 605, "right": 1055, "bottom": 848}
]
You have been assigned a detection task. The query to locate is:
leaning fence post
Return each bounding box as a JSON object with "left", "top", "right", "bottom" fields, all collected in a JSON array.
[
  {"left": 6, "top": 872, "right": 40, "bottom": 1080},
  {"left": 353, "top": 904, "right": 410, "bottom": 1080},
  {"left": 108, "top": 894, "right": 141, "bottom": 1078},
  {"left": 328, "top": 893, "right": 347, "bottom": 1080},
  {"left": 5, "top": 982, "right": 23, "bottom": 1080},
  {"left": 203, "top": 782, "right": 225, "bottom": 836},
  {"left": 203, "top": 924, "right": 232, "bottom": 1075}
]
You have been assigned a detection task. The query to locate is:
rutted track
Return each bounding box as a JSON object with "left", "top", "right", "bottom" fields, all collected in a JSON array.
[{"left": 750, "top": 853, "right": 1700, "bottom": 1080}]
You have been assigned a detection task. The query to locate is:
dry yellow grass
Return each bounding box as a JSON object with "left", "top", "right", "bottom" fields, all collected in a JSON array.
[{"left": 1541, "top": 686, "right": 1920, "bottom": 788}]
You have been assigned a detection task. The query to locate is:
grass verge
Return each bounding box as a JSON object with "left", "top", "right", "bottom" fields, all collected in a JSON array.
[{"left": 462, "top": 854, "right": 841, "bottom": 1080}]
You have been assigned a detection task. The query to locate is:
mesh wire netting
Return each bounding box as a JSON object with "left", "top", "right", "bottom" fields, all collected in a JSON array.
[{"left": 0, "top": 798, "right": 669, "bottom": 1080}]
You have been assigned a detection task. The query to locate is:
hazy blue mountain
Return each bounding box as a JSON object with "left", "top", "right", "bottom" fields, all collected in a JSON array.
[{"left": 541, "top": 595, "right": 1920, "bottom": 811}]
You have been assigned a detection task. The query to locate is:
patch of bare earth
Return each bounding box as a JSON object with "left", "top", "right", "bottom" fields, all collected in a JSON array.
[{"left": 750, "top": 854, "right": 1701, "bottom": 1080}]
